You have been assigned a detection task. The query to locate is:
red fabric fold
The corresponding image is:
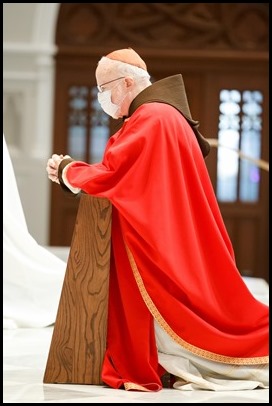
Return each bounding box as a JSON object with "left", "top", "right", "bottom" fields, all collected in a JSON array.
[{"left": 66, "top": 103, "right": 269, "bottom": 390}]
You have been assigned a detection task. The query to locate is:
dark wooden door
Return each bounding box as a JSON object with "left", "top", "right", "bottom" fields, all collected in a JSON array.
[{"left": 50, "top": 63, "right": 96, "bottom": 247}]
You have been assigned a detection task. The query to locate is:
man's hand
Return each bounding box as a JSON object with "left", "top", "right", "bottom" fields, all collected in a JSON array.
[{"left": 46, "top": 154, "right": 70, "bottom": 184}]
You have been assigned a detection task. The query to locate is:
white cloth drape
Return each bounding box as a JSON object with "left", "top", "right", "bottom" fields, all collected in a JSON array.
[
  {"left": 3, "top": 134, "right": 66, "bottom": 328},
  {"left": 155, "top": 320, "right": 269, "bottom": 391},
  {"left": 155, "top": 278, "right": 269, "bottom": 391}
]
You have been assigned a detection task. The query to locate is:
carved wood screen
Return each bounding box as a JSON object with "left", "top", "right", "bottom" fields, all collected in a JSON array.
[{"left": 50, "top": 3, "right": 268, "bottom": 281}]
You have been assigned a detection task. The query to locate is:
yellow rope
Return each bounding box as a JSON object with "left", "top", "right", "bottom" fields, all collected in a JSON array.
[{"left": 207, "top": 138, "right": 269, "bottom": 172}]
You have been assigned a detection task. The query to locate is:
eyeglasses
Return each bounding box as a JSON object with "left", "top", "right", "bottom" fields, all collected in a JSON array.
[{"left": 97, "top": 77, "right": 125, "bottom": 93}]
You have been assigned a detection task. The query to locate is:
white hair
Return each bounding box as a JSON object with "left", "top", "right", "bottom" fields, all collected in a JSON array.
[{"left": 98, "top": 56, "right": 151, "bottom": 81}]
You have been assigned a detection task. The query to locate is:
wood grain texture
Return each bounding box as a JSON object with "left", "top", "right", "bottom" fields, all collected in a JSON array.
[{"left": 43, "top": 194, "right": 112, "bottom": 384}]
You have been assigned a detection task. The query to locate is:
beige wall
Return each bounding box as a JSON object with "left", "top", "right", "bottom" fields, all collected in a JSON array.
[{"left": 3, "top": 4, "right": 60, "bottom": 245}]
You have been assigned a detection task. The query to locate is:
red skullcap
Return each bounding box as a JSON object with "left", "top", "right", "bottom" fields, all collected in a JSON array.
[{"left": 105, "top": 48, "right": 147, "bottom": 71}]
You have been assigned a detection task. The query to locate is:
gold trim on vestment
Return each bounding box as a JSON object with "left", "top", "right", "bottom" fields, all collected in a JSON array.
[
  {"left": 125, "top": 243, "right": 269, "bottom": 366},
  {"left": 124, "top": 382, "right": 155, "bottom": 391}
]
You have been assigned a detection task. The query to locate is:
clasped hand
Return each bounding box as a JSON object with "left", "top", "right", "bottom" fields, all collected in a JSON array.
[{"left": 46, "top": 154, "right": 70, "bottom": 184}]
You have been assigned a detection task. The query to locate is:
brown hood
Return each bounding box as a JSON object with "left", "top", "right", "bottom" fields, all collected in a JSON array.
[{"left": 128, "top": 74, "right": 210, "bottom": 157}]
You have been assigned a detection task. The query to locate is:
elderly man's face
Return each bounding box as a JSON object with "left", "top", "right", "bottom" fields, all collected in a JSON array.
[
  {"left": 97, "top": 77, "right": 126, "bottom": 94},
  {"left": 95, "top": 62, "right": 119, "bottom": 91},
  {"left": 95, "top": 60, "right": 138, "bottom": 119}
]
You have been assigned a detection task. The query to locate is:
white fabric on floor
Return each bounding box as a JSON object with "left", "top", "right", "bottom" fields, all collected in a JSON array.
[
  {"left": 155, "top": 321, "right": 269, "bottom": 391},
  {"left": 3, "top": 134, "right": 66, "bottom": 328},
  {"left": 155, "top": 273, "right": 269, "bottom": 392}
]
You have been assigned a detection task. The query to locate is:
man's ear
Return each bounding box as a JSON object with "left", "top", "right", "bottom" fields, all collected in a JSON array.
[{"left": 124, "top": 76, "right": 134, "bottom": 89}]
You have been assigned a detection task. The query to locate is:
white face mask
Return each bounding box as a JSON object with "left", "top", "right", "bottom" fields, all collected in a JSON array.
[{"left": 97, "top": 90, "right": 120, "bottom": 119}]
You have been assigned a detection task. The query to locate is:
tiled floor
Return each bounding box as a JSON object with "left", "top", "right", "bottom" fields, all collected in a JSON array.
[{"left": 3, "top": 327, "right": 269, "bottom": 403}]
